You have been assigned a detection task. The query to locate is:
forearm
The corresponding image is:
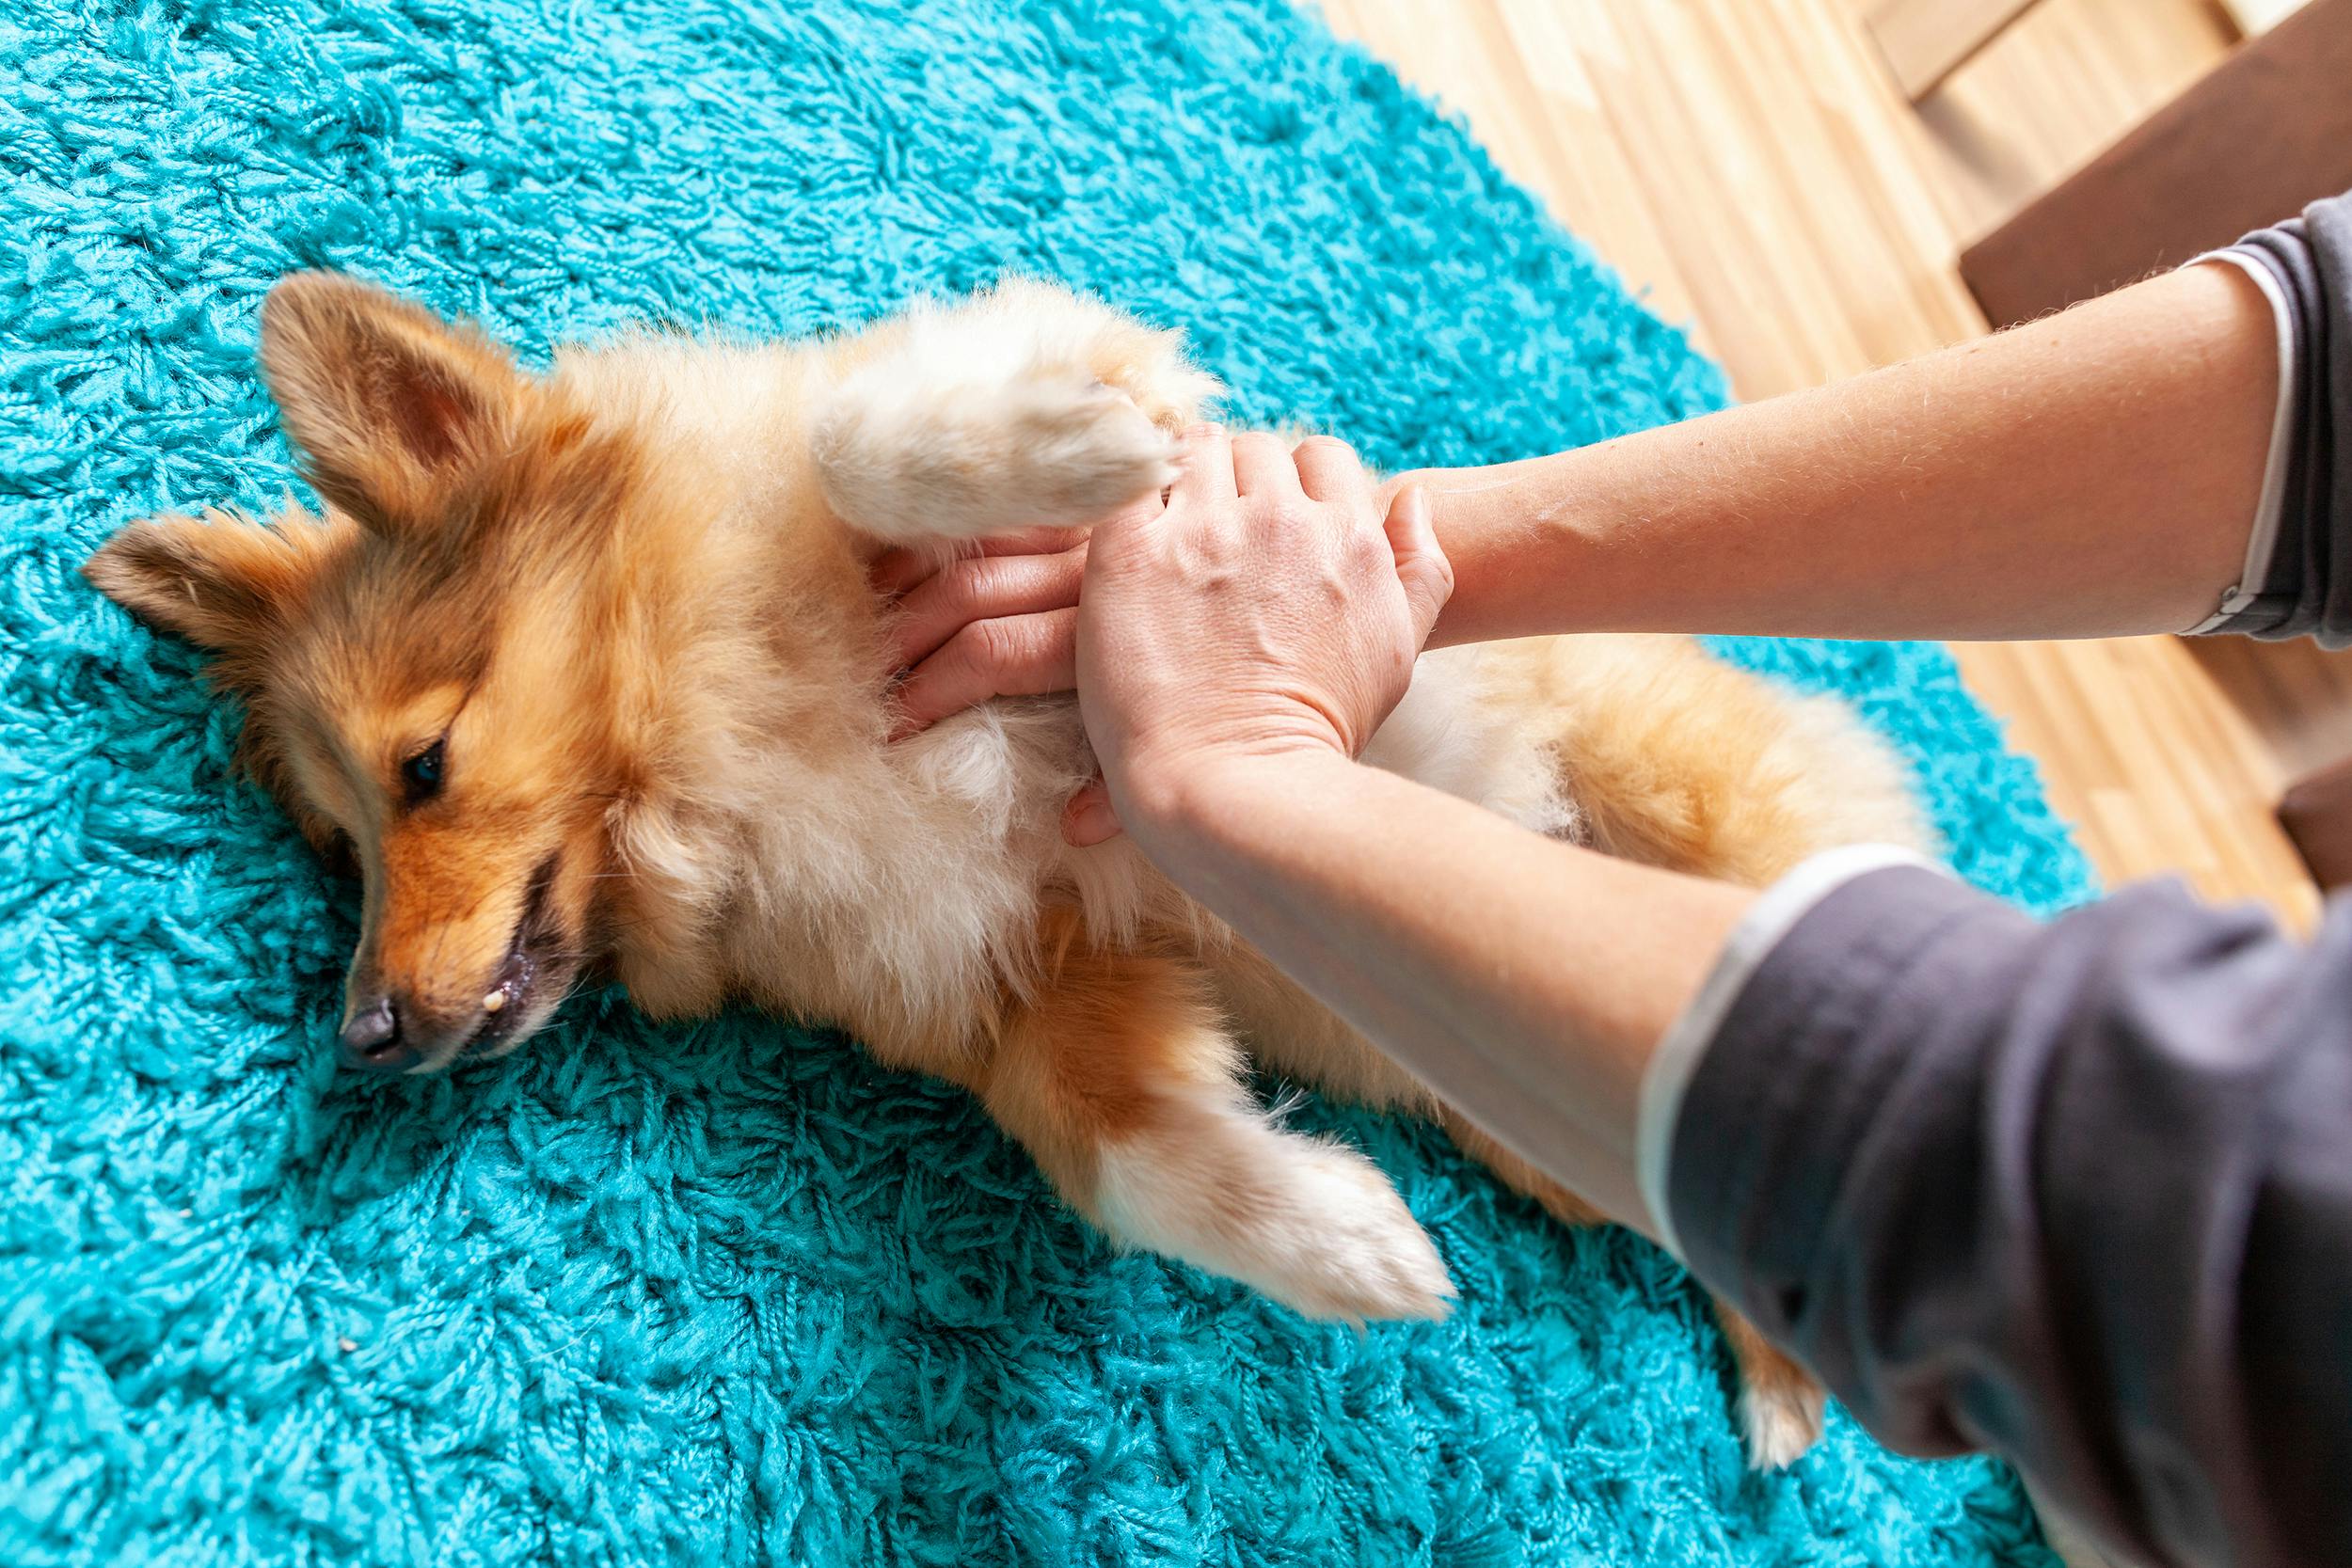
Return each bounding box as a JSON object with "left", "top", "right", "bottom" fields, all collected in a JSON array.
[
  {"left": 1404, "top": 261, "right": 2277, "bottom": 645},
  {"left": 1126, "top": 749, "right": 1754, "bottom": 1233}
]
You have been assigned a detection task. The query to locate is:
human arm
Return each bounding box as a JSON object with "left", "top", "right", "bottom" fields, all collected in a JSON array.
[
  {"left": 1130, "top": 749, "right": 1750, "bottom": 1233},
  {"left": 880, "top": 189, "right": 2351, "bottom": 721},
  {"left": 1084, "top": 422, "right": 2352, "bottom": 1568},
  {"left": 1149, "top": 727, "right": 2352, "bottom": 1566},
  {"left": 1391, "top": 255, "right": 2278, "bottom": 644},
  {"left": 1073, "top": 423, "right": 1753, "bottom": 1232},
  {"left": 1404, "top": 193, "right": 2352, "bottom": 647},
  {"left": 877, "top": 260, "right": 2271, "bottom": 721},
  {"left": 875, "top": 257, "right": 2259, "bottom": 717}
]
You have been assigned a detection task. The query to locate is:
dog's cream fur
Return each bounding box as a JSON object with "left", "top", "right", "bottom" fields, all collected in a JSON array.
[{"left": 87, "top": 274, "right": 1930, "bottom": 1466}]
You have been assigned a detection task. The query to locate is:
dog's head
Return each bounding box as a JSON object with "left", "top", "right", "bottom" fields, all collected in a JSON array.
[{"left": 87, "top": 274, "right": 726, "bottom": 1074}]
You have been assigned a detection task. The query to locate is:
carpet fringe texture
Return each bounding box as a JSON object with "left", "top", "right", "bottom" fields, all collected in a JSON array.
[{"left": 0, "top": 1, "right": 2090, "bottom": 1563}]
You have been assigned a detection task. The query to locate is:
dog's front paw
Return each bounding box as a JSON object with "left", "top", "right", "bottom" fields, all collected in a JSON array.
[
  {"left": 998, "top": 373, "right": 1180, "bottom": 523},
  {"left": 814, "top": 357, "right": 1176, "bottom": 544},
  {"left": 812, "top": 280, "right": 1215, "bottom": 545}
]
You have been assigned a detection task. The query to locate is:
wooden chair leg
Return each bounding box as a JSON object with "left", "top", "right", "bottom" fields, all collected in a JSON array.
[
  {"left": 1959, "top": 0, "right": 2352, "bottom": 328},
  {"left": 2280, "top": 754, "right": 2352, "bottom": 891}
]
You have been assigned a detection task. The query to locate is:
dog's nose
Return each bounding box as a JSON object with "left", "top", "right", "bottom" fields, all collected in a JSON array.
[{"left": 337, "top": 995, "right": 417, "bottom": 1073}]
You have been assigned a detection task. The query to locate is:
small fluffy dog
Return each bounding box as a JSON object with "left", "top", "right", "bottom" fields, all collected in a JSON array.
[{"left": 87, "top": 274, "right": 1929, "bottom": 1466}]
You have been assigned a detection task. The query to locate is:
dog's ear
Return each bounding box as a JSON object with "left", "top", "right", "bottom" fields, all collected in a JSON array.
[
  {"left": 84, "top": 508, "right": 350, "bottom": 658},
  {"left": 258, "top": 272, "right": 525, "bottom": 537},
  {"left": 87, "top": 509, "right": 358, "bottom": 862}
]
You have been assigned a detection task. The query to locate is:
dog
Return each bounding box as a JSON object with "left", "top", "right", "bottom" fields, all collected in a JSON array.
[{"left": 86, "top": 272, "right": 1931, "bottom": 1467}]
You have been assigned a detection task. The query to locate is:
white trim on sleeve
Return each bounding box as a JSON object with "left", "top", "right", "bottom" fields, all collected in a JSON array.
[
  {"left": 2184, "top": 249, "right": 2299, "bottom": 633},
  {"left": 1635, "top": 844, "right": 1942, "bottom": 1261}
]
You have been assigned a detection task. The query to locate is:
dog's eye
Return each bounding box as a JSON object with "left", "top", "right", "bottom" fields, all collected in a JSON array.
[{"left": 400, "top": 738, "right": 447, "bottom": 804}]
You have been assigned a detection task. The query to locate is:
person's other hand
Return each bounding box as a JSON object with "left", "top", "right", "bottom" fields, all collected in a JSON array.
[
  {"left": 1069, "top": 427, "right": 1449, "bottom": 845},
  {"left": 870, "top": 523, "right": 1096, "bottom": 738}
]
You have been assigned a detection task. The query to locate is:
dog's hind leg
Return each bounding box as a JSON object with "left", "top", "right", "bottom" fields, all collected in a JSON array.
[
  {"left": 953, "top": 920, "right": 1453, "bottom": 1323},
  {"left": 1431, "top": 634, "right": 1922, "bottom": 1466},
  {"left": 1486, "top": 633, "right": 1934, "bottom": 880},
  {"left": 810, "top": 278, "right": 1219, "bottom": 545}
]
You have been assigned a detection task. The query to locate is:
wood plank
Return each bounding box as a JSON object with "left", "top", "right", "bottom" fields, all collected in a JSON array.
[
  {"left": 1866, "top": 0, "right": 2040, "bottom": 100},
  {"left": 2223, "top": 0, "right": 2313, "bottom": 30}
]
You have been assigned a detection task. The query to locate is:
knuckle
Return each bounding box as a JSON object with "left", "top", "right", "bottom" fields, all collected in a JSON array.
[
  {"left": 1260, "top": 497, "right": 1313, "bottom": 531},
  {"left": 932, "top": 624, "right": 993, "bottom": 684},
  {"left": 971, "top": 614, "right": 1047, "bottom": 674},
  {"left": 961, "top": 617, "right": 1015, "bottom": 666},
  {"left": 1295, "top": 434, "right": 1353, "bottom": 457},
  {"left": 940, "top": 558, "right": 994, "bottom": 612}
]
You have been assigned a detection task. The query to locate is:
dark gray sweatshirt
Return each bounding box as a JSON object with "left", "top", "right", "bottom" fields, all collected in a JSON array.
[{"left": 1661, "top": 192, "right": 2352, "bottom": 1568}]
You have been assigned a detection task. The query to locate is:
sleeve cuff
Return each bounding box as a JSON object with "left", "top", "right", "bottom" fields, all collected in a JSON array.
[
  {"left": 1635, "top": 843, "right": 1941, "bottom": 1259},
  {"left": 2183, "top": 249, "right": 2300, "bottom": 635}
]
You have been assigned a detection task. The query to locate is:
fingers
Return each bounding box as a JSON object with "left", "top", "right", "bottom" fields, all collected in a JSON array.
[
  {"left": 1231, "top": 431, "right": 1300, "bottom": 498},
  {"left": 884, "top": 545, "right": 1087, "bottom": 670},
  {"left": 1291, "top": 436, "right": 1372, "bottom": 508},
  {"left": 1382, "top": 485, "right": 1454, "bottom": 651},
  {"left": 1060, "top": 778, "right": 1123, "bottom": 846},
  {"left": 891, "top": 608, "right": 1078, "bottom": 736},
  {"left": 869, "top": 526, "right": 1089, "bottom": 598},
  {"left": 1169, "top": 424, "right": 1235, "bottom": 505}
]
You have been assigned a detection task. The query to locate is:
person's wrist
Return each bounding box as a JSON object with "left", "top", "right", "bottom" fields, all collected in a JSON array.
[
  {"left": 1375, "top": 467, "right": 1485, "bottom": 649},
  {"left": 1110, "top": 741, "right": 1357, "bottom": 852}
]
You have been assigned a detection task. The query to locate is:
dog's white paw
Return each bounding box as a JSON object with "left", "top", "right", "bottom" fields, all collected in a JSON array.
[
  {"left": 1097, "top": 1129, "right": 1454, "bottom": 1326},
  {"left": 1254, "top": 1140, "right": 1456, "bottom": 1324},
  {"left": 810, "top": 281, "right": 1211, "bottom": 545},
  {"left": 814, "top": 361, "right": 1177, "bottom": 543},
  {"left": 998, "top": 373, "right": 1179, "bottom": 520},
  {"left": 1739, "top": 1375, "right": 1827, "bottom": 1469}
]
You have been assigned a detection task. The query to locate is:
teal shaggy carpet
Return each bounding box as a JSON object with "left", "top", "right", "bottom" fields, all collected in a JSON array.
[{"left": 1, "top": 2, "right": 2094, "bottom": 1563}]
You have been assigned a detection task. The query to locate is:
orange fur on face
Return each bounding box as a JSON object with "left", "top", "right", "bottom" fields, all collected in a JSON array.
[
  {"left": 87, "top": 272, "right": 1933, "bottom": 1464},
  {"left": 89, "top": 275, "right": 787, "bottom": 1069}
]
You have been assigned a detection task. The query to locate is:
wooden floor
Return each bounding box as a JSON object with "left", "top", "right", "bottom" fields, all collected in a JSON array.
[{"left": 1319, "top": 0, "right": 2351, "bottom": 927}]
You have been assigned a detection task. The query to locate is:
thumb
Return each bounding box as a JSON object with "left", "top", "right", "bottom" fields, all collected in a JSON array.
[
  {"left": 1061, "top": 777, "right": 1124, "bottom": 847},
  {"left": 1382, "top": 484, "right": 1454, "bottom": 650}
]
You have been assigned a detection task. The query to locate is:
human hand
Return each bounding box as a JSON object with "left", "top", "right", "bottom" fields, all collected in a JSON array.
[
  {"left": 869, "top": 523, "right": 1095, "bottom": 738},
  {"left": 870, "top": 453, "right": 1438, "bottom": 738},
  {"left": 1068, "top": 426, "right": 1450, "bottom": 845}
]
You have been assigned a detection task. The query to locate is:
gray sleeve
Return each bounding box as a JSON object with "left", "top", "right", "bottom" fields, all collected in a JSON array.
[
  {"left": 2202, "top": 189, "right": 2351, "bottom": 646},
  {"left": 1667, "top": 866, "right": 2352, "bottom": 1568}
]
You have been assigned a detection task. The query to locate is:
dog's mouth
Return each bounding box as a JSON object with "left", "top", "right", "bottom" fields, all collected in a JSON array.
[{"left": 457, "top": 851, "right": 566, "bottom": 1061}]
